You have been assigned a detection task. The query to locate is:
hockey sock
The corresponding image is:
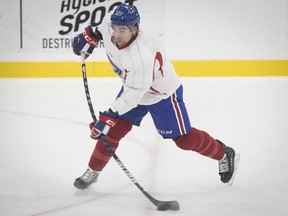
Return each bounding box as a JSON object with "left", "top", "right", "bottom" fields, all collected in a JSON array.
[
  {"left": 172, "top": 127, "right": 225, "bottom": 160},
  {"left": 89, "top": 118, "right": 133, "bottom": 171}
]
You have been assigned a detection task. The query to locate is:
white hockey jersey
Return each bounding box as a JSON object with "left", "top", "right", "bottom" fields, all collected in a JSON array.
[{"left": 98, "top": 15, "right": 181, "bottom": 115}]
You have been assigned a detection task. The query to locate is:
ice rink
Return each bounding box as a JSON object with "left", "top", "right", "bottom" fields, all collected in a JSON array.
[{"left": 0, "top": 77, "right": 287, "bottom": 216}]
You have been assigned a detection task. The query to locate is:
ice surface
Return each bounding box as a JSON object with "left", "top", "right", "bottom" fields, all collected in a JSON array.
[{"left": 0, "top": 77, "right": 287, "bottom": 216}]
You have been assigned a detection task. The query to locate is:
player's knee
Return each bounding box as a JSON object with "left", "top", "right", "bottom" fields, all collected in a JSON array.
[{"left": 106, "top": 118, "right": 133, "bottom": 143}]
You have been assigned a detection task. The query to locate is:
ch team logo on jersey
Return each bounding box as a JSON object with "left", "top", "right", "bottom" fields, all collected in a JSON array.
[{"left": 107, "top": 54, "right": 123, "bottom": 77}]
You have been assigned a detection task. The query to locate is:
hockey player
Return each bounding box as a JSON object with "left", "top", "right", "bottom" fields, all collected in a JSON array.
[{"left": 72, "top": 3, "right": 240, "bottom": 189}]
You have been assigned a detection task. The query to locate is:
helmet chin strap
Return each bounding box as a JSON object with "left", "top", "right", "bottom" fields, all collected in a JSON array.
[{"left": 130, "top": 25, "right": 139, "bottom": 36}]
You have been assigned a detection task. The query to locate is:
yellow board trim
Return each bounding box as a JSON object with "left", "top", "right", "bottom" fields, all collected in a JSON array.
[
  {"left": 173, "top": 60, "right": 288, "bottom": 76},
  {"left": 0, "top": 60, "right": 288, "bottom": 77}
]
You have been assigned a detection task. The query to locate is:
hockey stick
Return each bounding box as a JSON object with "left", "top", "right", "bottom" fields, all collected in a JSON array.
[{"left": 80, "top": 52, "right": 180, "bottom": 211}]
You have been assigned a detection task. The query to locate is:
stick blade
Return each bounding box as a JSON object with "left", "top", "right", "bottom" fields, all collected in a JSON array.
[{"left": 157, "top": 201, "right": 180, "bottom": 211}]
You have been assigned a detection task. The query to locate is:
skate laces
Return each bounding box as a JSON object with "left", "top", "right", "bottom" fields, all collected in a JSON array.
[
  {"left": 80, "top": 169, "right": 99, "bottom": 183},
  {"left": 218, "top": 154, "right": 229, "bottom": 173}
]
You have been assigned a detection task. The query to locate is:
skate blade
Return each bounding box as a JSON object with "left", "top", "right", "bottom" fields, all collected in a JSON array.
[{"left": 227, "top": 153, "right": 240, "bottom": 187}]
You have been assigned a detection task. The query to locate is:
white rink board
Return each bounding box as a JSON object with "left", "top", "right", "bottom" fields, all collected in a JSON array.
[
  {"left": 0, "top": 0, "right": 287, "bottom": 61},
  {"left": 0, "top": 0, "right": 164, "bottom": 62}
]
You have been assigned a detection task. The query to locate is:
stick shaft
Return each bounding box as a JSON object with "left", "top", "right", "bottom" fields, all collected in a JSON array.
[{"left": 81, "top": 53, "right": 97, "bottom": 122}]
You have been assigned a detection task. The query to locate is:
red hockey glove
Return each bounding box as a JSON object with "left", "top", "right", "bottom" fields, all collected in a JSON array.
[
  {"left": 72, "top": 25, "right": 102, "bottom": 59},
  {"left": 89, "top": 110, "right": 118, "bottom": 139}
]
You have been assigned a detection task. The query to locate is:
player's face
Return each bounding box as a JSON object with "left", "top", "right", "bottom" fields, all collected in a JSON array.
[{"left": 112, "top": 25, "right": 135, "bottom": 47}]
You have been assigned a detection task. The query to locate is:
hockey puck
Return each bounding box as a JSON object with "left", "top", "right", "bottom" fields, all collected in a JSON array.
[
  {"left": 157, "top": 204, "right": 169, "bottom": 211},
  {"left": 157, "top": 201, "right": 180, "bottom": 211}
]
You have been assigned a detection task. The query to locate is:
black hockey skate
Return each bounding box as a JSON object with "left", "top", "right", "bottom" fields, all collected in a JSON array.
[
  {"left": 74, "top": 168, "right": 99, "bottom": 189},
  {"left": 217, "top": 140, "right": 240, "bottom": 186}
]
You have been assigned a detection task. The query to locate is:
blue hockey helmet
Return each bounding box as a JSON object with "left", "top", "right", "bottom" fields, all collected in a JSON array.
[{"left": 111, "top": 4, "right": 140, "bottom": 30}]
